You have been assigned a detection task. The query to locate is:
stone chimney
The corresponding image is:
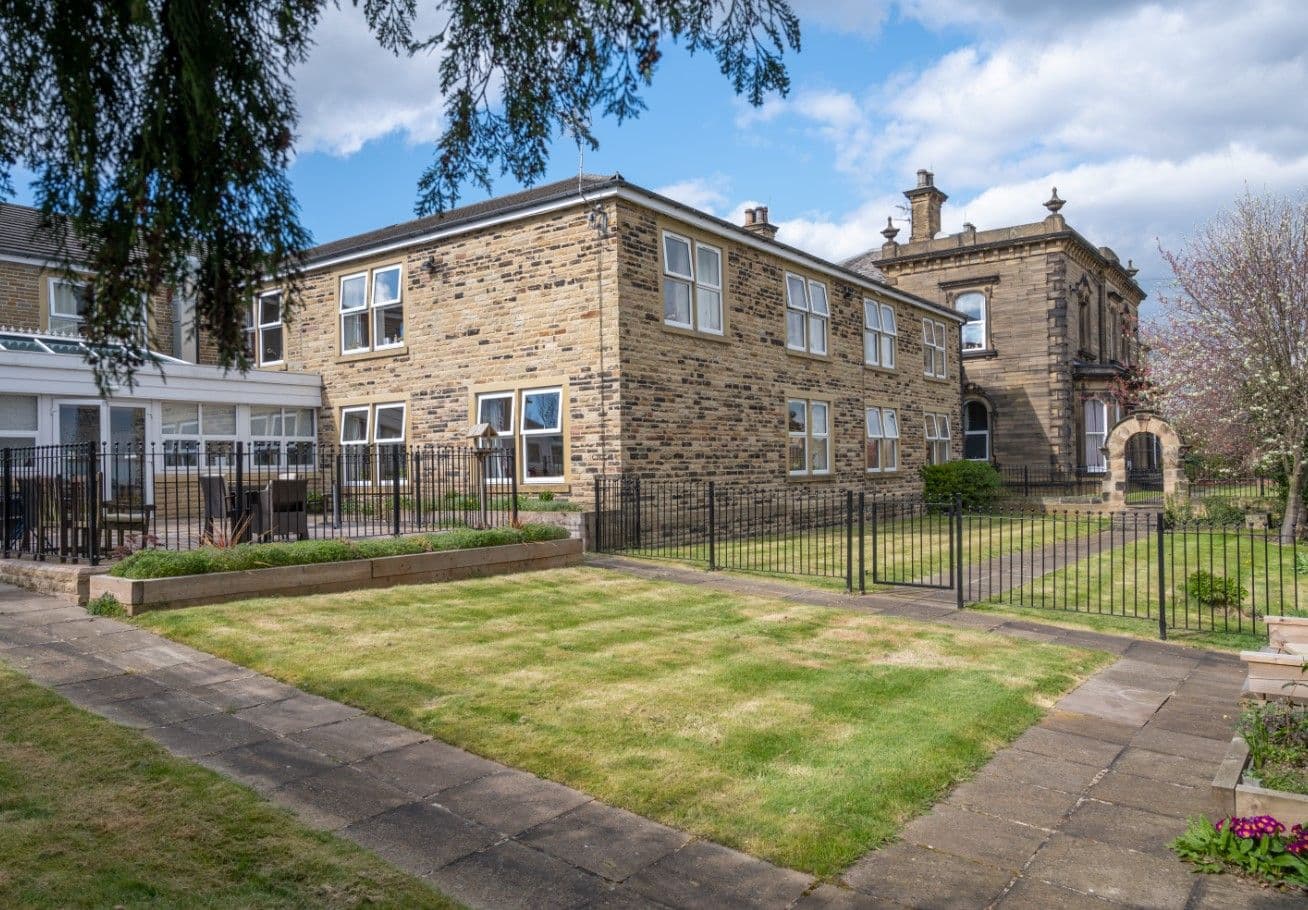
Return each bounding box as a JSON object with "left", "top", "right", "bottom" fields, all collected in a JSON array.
[
  {"left": 904, "top": 169, "right": 947, "bottom": 243},
  {"left": 742, "top": 205, "right": 778, "bottom": 241}
]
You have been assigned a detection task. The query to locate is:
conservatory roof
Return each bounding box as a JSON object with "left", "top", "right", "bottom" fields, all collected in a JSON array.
[{"left": 0, "top": 328, "right": 189, "bottom": 364}]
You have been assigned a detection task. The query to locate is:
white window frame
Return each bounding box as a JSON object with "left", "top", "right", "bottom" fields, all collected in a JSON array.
[
  {"left": 865, "top": 407, "right": 899, "bottom": 473},
  {"left": 963, "top": 401, "right": 990, "bottom": 462},
  {"left": 0, "top": 394, "right": 39, "bottom": 452},
  {"left": 1083, "top": 398, "right": 1109, "bottom": 474},
  {"left": 925, "top": 412, "right": 952, "bottom": 465},
  {"left": 339, "top": 271, "right": 370, "bottom": 355},
  {"left": 956, "top": 291, "right": 987, "bottom": 352},
  {"left": 249, "top": 405, "right": 317, "bottom": 471},
  {"left": 922, "top": 318, "right": 948, "bottom": 379},
  {"left": 519, "top": 387, "right": 564, "bottom": 484},
  {"left": 661, "top": 231, "right": 723, "bottom": 336},
  {"left": 48, "top": 278, "right": 89, "bottom": 334},
  {"left": 255, "top": 290, "right": 283, "bottom": 363},
  {"left": 864, "top": 300, "right": 897, "bottom": 369},
  {"left": 785, "top": 273, "right": 829, "bottom": 356},
  {"left": 787, "top": 398, "right": 831, "bottom": 477},
  {"left": 371, "top": 265, "right": 405, "bottom": 350},
  {"left": 476, "top": 392, "right": 516, "bottom": 483}
]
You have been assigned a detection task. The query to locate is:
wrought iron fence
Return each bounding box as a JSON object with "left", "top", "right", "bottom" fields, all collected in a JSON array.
[
  {"left": 995, "top": 465, "right": 1105, "bottom": 500},
  {"left": 1, "top": 442, "right": 518, "bottom": 565},
  {"left": 594, "top": 474, "right": 1306, "bottom": 640}
]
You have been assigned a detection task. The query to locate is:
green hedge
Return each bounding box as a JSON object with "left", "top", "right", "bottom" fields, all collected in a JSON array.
[
  {"left": 110, "top": 524, "right": 570, "bottom": 580},
  {"left": 920, "top": 461, "right": 1002, "bottom": 510}
]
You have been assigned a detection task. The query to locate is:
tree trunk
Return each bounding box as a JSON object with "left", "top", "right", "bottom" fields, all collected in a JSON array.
[{"left": 1280, "top": 451, "right": 1305, "bottom": 544}]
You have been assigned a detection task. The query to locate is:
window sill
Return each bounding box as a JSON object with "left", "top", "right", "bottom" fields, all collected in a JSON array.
[
  {"left": 786, "top": 348, "right": 832, "bottom": 364},
  {"left": 254, "top": 361, "right": 288, "bottom": 372},
  {"left": 864, "top": 469, "right": 900, "bottom": 475},
  {"left": 962, "top": 349, "right": 998, "bottom": 360},
  {"left": 661, "top": 323, "right": 730, "bottom": 344},
  {"left": 923, "top": 374, "right": 952, "bottom": 384},
  {"left": 787, "top": 472, "right": 833, "bottom": 483},
  {"left": 519, "top": 481, "right": 571, "bottom": 494},
  {"left": 863, "top": 363, "right": 898, "bottom": 375},
  {"left": 336, "top": 345, "right": 409, "bottom": 365}
]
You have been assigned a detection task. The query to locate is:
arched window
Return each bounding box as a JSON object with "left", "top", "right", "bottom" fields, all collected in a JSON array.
[
  {"left": 956, "top": 291, "right": 987, "bottom": 351},
  {"left": 963, "top": 401, "right": 990, "bottom": 461}
]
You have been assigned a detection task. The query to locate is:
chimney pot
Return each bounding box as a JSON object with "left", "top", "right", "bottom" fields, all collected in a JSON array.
[
  {"left": 742, "top": 204, "right": 779, "bottom": 241},
  {"left": 904, "top": 169, "right": 948, "bottom": 243},
  {"left": 744, "top": 208, "right": 756, "bottom": 225},
  {"left": 917, "top": 169, "right": 933, "bottom": 188}
]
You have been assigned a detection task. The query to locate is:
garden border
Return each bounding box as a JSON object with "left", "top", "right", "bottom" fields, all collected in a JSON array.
[
  {"left": 1212, "top": 734, "right": 1308, "bottom": 825},
  {"left": 86, "top": 538, "right": 583, "bottom": 614}
]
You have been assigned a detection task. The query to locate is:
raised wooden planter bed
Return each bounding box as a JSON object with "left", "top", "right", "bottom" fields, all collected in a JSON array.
[
  {"left": 87, "top": 538, "right": 583, "bottom": 615},
  {"left": 1212, "top": 735, "right": 1308, "bottom": 825},
  {"left": 1241, "top": 648, "right": 1308, "bottom": 703},
  {"left": 1267, "top": 616, "right": 1308, "bottom": 652}
]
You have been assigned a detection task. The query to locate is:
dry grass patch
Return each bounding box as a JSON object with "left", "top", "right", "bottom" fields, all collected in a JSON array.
[{"left": 136, "top": 567, "right": 1108, "bottom": 876}]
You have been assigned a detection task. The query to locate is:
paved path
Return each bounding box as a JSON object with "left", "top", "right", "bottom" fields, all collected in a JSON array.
[{"left": 1, "top": 573, "right": 1301, "bottom": 909}]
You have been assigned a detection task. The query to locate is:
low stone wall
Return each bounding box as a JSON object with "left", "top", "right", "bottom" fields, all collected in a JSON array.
[
  {"left": 0, "top": 558, "right": 109, "bottom": 604},
  {"left": 86, "top": 538, "right": 583, "bottom": 615}
]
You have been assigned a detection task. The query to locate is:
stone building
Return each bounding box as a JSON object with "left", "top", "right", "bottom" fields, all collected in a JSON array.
[{"left": 846, "top": 171, "right": 1146, "bottom": 477}]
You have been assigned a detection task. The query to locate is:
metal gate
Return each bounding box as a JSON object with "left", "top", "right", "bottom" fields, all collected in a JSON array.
[
  {"left": 1125, "top": 468, "right": 1164, "bottom": 505},
  {"left": 865, "top": 496, "right": 957, "bottom": 590}
]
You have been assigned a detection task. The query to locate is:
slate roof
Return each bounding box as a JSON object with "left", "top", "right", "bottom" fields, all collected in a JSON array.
[{"left": 0, "top": 202, "right": 94, "bottom": 263}]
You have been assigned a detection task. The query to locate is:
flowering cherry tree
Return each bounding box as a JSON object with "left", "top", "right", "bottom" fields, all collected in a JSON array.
[{"left": 1148, "top": 192, "right": 1308, "bottom": 541}]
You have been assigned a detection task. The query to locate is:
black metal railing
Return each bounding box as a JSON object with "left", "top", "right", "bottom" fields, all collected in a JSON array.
[
  {"left": 1, "top": 442, "right": 519, "bottom": 565},
  {"left": 995, "top": 465, "right": 1106, "bottom": 501}
]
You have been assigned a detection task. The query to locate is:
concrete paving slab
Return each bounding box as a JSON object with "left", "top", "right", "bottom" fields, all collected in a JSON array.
[
  {"left": 627, "top": 840, "right": 812, "bottom": 910},
  {"left": 842, "top": 841, "right": 1012, "bottom": 909},
  {"left": 143, "top": 711, "right": 273, "bottom": 758},
  {"left": 1148, "top": 702, "right": 1239, "bottom": 741},
  {"left": 92, "top": 690, "right": 219, "bottom": 729},
  {"left": 341, "top": 801, "right": 499, "bottom": 876},
  {"left": 146, "top": 657, "right": 255, "bottom": 690},
  {"left": 899, "top": 805, "right": 1050, "bottom": 870},
  {"left": 521, "top": 801, "right": 691, "bottom": 881},
  {"left": 1056, "top": 679, "right": 1169, "bottom": 727},
  {"left": 289, "top": 714, "right": 430, "bottom": 763},
  {"left": 272, "top": 765, "right": 413, "bottom": 830},
  {"left": 35, "top": 616, "right": 133, "bottom": 640},
  {"left": 793, "top": 884, "right": 886, "bottom": 909},
  {"left": 71, "top": 628, "right": 171, "bottom": 655},
  {"left": 1187, "top": 871, "right": 1308, "bottom": 908},
  {"left": 1111, "top": 747, "right": 1223, "bottom": 789},
  {"left": 351, "top": 739, "right": 502, "bottom": 798},
  {"left": 54, "top": 673, "right": 167, "bottom": 706},
  {"left": 24, "top": 654, "right": 124, "bottom": 686},
  {"left": 1038, "top": 709, "right": 1138, "bottom": 745},
  {"left": 997, "top": 876, "right": 1124, "bottom": 909},
  {"left": 1088, "top": 771, "right": 1206, "bottom": 819},
  {"left": 235, "top": 692, "right": 363, "bottom": 734},
  {"left": 435, "top": 770, "right": 593, "bottom": 837},
  {"left": 1060, "top": 800, "right": 1185, "bottom": 857},
  {"left": 1023, "top": 834, "right": 1194, "bottom": 910},
  {"left": 188, "top": 674, "right": 302, "bottom": 710},
  {"left": 200, "top": 738, "right": 341, "bottom": 791},
  {"left": 1129, "top": 725, "right": 1232, "bottom": 762},
  {"left": 105, "top": 642, "right": 206, "bottom": 672},
  {"left": 1009, "top": 726, "right": 1125, "bottom": 768},
  {"left": 430, "top": 840, "right": 613, "bottom": 910},
  {"left": 947, "top": 777, "right": 1083, "bottom": 830},
  {"left": 972, "top": 749, "right": 1105, "bottom": 794}
]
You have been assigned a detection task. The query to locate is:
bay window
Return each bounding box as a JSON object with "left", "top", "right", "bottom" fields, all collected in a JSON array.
[
  {"left": 662, "top": 232, "right": 723, "bottom": 335},
  {"left": 788, "top": 398, "right": 830, "bottom": 477},
  {"left": 865, "top": 407, "right": 899, "bottom": 473},
  {"left": 864, "top": 300, "right": 897, "bottom": 368},
  {"left": 785, "top": 274, "right": 829, "bottom": 355}
]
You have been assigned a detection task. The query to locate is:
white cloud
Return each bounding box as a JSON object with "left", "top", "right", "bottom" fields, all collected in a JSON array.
[
  {"left": 654, "top": 177, "right": 732, "bottom": 215},
  {"left": 293, "top": 5, "right": 448, "bottom": 156}
]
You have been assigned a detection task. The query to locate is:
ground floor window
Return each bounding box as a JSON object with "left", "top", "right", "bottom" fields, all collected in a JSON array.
[
  {"left": 473, "top": 386, "right": 565, "bottom": 484},
  {"left": 865, "top": 407, "right": 899, "bottom": 473},
  {"left": 963, "top": 401, "right": 990, "bottom": 461},
  {"left": 788, "top": 398, "right": 830, "bottom": 477},
  {"left": 0, "top": 395, "right": 38, "bottom": 453},
  {"left": 925, "top": 412, "right": 951, "bottom": 465},
  {"left": 250, "top": 406, "right": 317, "bottom": 471},
  {"left": 1083, "top": 398, "right": 1115, "bottom": 473},
  {"left": 340, "top": 402, "right": 406, "bottom": 485},
  {"left": 160, "top": 402, "right": 237, "bottom": 470}
]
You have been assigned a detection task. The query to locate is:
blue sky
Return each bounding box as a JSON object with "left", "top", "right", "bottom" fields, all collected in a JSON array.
[{"left": 13, "top": 1, "right": 1308, "bottom": 313}]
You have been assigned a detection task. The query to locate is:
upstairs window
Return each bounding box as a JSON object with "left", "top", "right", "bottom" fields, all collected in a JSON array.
[
  {"left": 863, "top": 300, "right": 897, "bottom": 368},
  {"left": 925, "top": 413, "right": 951, "bottom": 465},
  {"left": 49, "top": 279, "right": 89, "bottom": 334},
  {"left": 785, "top": 274, "right": 829, "bottom": 356},
  {"left": 963, "top": 401, "right": 990, "bottom": 461},
  {"left": 244, "top": 291, "right": 284, "bottom": 365},
  {"left": 865, "top": 407, "right": 899, "bottom": 473},
  {"left": 341, "top": 265, "right": 404, "bottom": 355},
  {"left": 788, "top": 398, "right": 830, "bottom": 477},
  {"left": 922, "top": 319, "right": 948, "bottom": 379},
  {"left": 956, "top": 291, "right": 987, "bottom": 351},
  {"left": 662, "top": 232, "right": 723, "bottom": 335}
]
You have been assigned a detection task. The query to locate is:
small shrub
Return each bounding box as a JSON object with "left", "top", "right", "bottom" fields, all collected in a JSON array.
[
  {"left": 920, "top": 461, "right": 1002, "bottom": 510},
  {"left": 1202, "top": 497, "right": 1246, "bottom": 526},
  {"left": 1163, "top": 495, "right": 1197, "bottom": 529},
  {"left": 1295, "top": 551, "right": 1308, "bottom": 577},
  {"left": 1171, "top": 814, "right": 1308, "bottom": 886},
  {"left": 1185, "top": 570, "right": 1248, "bottom": 608},
  {"left": 537, "top": 491, "right": 555, "bottom": 502},
  {"left": 86, "top": 593, "right": 125, "bottom": 618}
]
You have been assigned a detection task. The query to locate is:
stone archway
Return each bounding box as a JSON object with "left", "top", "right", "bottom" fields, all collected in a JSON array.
[{"left": 1102, "top": 410, "right": 1188, "bottom": 508}]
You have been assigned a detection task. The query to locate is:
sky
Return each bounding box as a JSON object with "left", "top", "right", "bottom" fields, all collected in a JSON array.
[{"left": 14, "top": 1, "right": 1308, "bottom": 313}]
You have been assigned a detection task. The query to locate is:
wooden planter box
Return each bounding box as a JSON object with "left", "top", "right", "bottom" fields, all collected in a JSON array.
[
  {"left": 1212, "top": 735, "right": 1308, "bottom": 826},
  {"left": 87, "top": 538, "right": 583, "bottom": 615},
  {"left": 1241, "top": 649, "right": 1308, "bottom": 703},
  {"left": 1267, "top": 616, "right": 1308, "bottom": 652}
]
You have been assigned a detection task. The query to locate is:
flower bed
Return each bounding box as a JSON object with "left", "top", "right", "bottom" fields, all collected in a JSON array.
[
  {"left": 109, "top": 524, "right": 569, "bottom": 579},
  {"left": 1172, "top": 814, "right": 1308, "bottom": 889}
]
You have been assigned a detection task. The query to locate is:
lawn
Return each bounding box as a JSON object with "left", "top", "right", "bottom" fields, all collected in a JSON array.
[
  {"left": 0, "top": 664, "right": 455, "bottom": 909},
  {"left": 628, "top": 511, "right": 1111, "bottom": 592},
  {"left": 983, "top": 526, "right": 1306, "bottom": 649},
  {"left": 135, "top": 567, "right": 1108, "bottom": 877}
]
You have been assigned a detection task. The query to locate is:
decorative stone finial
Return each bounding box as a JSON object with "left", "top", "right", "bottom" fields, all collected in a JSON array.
[
  {"left": 1044, "top": 187, "right": 1065, "bottom": 214},
  {"left": 1125, "top": 259, "right": 1139, "bottom": 278},
  {"left": 881, "top": 217, "right": 900, "bottom": 242}
]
